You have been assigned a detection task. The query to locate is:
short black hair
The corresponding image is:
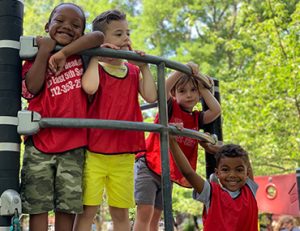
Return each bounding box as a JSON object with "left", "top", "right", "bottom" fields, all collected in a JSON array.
[
  {"left": 215, "top": 144, "right": 249, "bottom": 167},
  {"left": 48, "top": 3, "right": 86, "bottom": 32},
  {"left": 92, "top": 9, "right": 126, "bottom": 33}
]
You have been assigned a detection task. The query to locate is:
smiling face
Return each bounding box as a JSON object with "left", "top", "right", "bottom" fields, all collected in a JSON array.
[
  {"left": 174, "top": 80, "right": 200, "bottom": 112},
  {"left": 45, "top": 4, "right": 85, "bottom": 46},
  {"left": 103, "top": 20, "right": 131, "bottom": 50},
  {"left": 215, "top": 157, "right": 249, "bottom": 192}
]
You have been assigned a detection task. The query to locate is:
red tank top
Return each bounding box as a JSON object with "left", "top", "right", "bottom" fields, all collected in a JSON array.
[
  {"left": 203, "top": 182, "right": 258, "bottom": 231},
  {"left": 22, "top": 55, "right": 88, "bottom": 153},
  {"left": 145, "top": 99, "right": 200, "bottom": 187},
  {"left": 87, "top": 62, "right": 146, "bottom": 154}
]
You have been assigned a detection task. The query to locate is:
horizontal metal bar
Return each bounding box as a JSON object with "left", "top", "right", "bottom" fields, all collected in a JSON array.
[
  {"left": 39, "top": 118, "right": 216, "bottom": 143},
  {"left": 56, "top": 46, "right": 212, "bottom": 89}
]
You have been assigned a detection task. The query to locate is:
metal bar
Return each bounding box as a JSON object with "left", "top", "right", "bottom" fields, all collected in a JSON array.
[
  {"left": 156, "top": 62, "right": 173, "bottom": 231},
  {"left": 202, "top": 79, "right": 222, "bottom": 178},
  {"left": 297, "top": 168, "right": 300, "bottom": 211},
  {"left": 38, "top": 118, "right": 216, "bottom": 144},
  {"left": 0, "top": 0, "right": 23, "bottom": 228}
]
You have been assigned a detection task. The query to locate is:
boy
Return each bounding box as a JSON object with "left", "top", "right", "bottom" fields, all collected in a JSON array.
[
  {"left": 169, "top": 137, "right": 258, "bottom": 231},
  {"left": 73, "top": 10, "right": 157, "bottom": 231}
]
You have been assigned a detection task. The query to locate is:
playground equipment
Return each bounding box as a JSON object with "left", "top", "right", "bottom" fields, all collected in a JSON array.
[
  {"left": 16, "top": 36, "right": 219, "bottom": 231},
  {"left": 0, "top": 1, "right": 298, "bottom": 230}
]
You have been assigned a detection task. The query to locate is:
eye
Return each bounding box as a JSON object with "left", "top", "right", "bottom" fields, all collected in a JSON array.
[
  {"left": 191, "top": 87, "right": 197, "bottom": 92},
  {"left": 73, "top": 24, "right": 81, "bottom": 29},
  {"left": 55, "top": 19, "right": 63, "bottom": 23},
  {"left": 221, "top": 167, "right": 228, "bottom": 172}
]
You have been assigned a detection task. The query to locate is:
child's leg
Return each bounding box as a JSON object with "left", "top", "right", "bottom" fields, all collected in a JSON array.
[
  {"left": 20, "top": 143, "right": 56, "bottom": 231},
  {"left": 133, "top": 204, "right": 156, "bottom": 231},
  {"left": 106, "top": 154, "right": 135, "bottom": 231},
  {"left": 73, "top": 205, "right": 99, "bottom": 231},
  {"left": 150, "top": 208, "right": 162, "bottom": 231},
  {"left": 29, "top": 213, "right": 48, "bottom": 231},
  {"left": 109, "top": 206, "right": 130, "bottom": 231},
  {"left": 74, "top": 151, "right": 106, "bottom": 231},
  {"left": 55, "top": 211, "right": 75, "bottom": 231},
  {"left": 54, "top": 148, "right": 85, "bottom": 231},
  {"left": 133, "top": 157, "right": 163, "bottom": 231}
]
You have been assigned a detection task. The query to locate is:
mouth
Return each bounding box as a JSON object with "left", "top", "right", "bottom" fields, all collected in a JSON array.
[{"left": 57, "top": 31, "right": 74, "bottom": 39}]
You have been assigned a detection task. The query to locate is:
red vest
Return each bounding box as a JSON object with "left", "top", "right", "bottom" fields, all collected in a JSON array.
[
  {"left": 145, "top": 99, "right": 200, "bottom": 187},
  {"left": 87, "top": 63, "right": 146, "bottom": 154},
  {"left": 22, "top": 55, "right": 87, "bottom": 153},
  {"left": 203, "top": 182, "right": 258, "bottom": 231}
]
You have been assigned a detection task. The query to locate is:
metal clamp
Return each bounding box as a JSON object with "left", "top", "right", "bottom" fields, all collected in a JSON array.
[
  {"left": 0, "top": 190, "right": 21, "bottom": 216},
  {"left": 17, "top": 110, "right": 41, "bottom": 135},
  {"left": 19, "top": 36, "right": 38, "bottom": 60}
]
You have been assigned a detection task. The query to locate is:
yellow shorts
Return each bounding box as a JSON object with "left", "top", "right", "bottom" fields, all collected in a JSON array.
[{"left": 83, "top": 151, "right": 135, "bottom": 208}]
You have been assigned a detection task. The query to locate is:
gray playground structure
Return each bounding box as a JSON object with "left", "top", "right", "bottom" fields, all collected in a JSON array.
[{"left": 0, "top": 1, "right": 299, "bottom": 231}]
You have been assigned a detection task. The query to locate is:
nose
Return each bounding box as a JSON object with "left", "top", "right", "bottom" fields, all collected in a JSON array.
[{"left": 62, "top": 22, "right": 72, "bottom": 30}]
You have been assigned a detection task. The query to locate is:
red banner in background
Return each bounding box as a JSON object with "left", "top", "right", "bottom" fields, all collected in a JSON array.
[{"left": 255, "top": 173, "right": 299, "bottom": 216}]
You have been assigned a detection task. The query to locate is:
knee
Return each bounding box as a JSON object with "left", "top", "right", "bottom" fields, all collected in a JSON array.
[{"left": 109, "top": 207, "right": 129, "bottom": 223}]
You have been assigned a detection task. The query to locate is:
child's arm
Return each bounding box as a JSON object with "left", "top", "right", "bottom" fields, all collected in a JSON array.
[
  {"left": 169, "top": 136, "right": 205, "bottom": 193},
  {"left": 165, "top": 62, "right": 199, "bottom": 99},
  {"left": 81, "top": 56, "right": 100, "bottom": 95},
  {"left": 198, "top": 81, "right": 221, "bottom": 124},
  {"left": 128, "top": 49, "right": 157, "bottom": 103},
  {"left": 49, "top": 31, "right": 104, "bottom": 75},
  {"left": 25, "top": 36, "right": 56, "bottom": 94},
  {"left": 138, "top": 63, "right": 157, "bottom": 103}
]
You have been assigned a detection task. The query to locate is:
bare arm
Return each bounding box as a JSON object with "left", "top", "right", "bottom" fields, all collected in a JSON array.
[
  {"left": 198, "top": 83, "right": 221, "bottom": 124},
  {"left": 169, "top": 136, "right": 205, "bottom": 193},
  {"left": 81, "top": 56, "right": 100, "bottom": 95},
  {"left": 25, "top": 36, "right": 56, "bottom": 94},
  {"left": 49, "top": 31, "right": 104, "bottom": 74},
  {"left": 138, "top": 64, "right": 157, "bottom": 103}
]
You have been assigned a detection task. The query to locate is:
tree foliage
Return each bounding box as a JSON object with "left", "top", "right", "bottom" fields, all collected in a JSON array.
[{"left": 22, "top": 0, "right": 300, "bottom": 217}]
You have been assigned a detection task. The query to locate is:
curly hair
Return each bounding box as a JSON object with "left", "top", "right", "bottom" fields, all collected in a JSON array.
[{"left": 215, "top": 144, "right": 250, "bottom": 167}]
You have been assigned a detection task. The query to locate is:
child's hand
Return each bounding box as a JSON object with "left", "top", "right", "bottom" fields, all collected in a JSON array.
[
  {"left": 127, "top": 46, "right": 148, "bottom": 68},
  {"left": 99, "top": 43, "right": 120, "bottom": 62},
  {"left": 169, "top": 122, "right": 184, "bottom": 131},
  {"left": 36, "top": 36, "right": 56, "bottom": 54},
  {"left": 48, "top": 50, "right": 67, "bottom": 75},
  {"left": 186, "top": 62, "right": 200, "bottom": 77}
]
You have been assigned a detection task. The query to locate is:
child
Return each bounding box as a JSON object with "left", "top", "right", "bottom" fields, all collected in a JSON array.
[
  {"left": 20, "top": 3, "right": 103, "bottom": 231},
  {"left": 133, "top": 63, "right": 221, "bottom": 231},
  {"left": 73, "top": 10, "right": 157, "bottom": 231},
  {"left": 169, "top": 137, "right": 259, "bottom": 231}
]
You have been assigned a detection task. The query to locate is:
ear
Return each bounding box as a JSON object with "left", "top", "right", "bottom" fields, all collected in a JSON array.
[
  {"left": 214, "top": 168, "right": 219, "bottom": 177},
  {"left": 45, "top": 23, "right": 49, "bottom": 32}
]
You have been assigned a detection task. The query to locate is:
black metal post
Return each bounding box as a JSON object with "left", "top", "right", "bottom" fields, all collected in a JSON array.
[
  {"left": 0, "top": 0, "right": 23, "bottom": 229},
  {"left": 296, "top": 168, "right": 300, "bottom": 211},
  {"left": 202, "top": 79, "right": 223, "bottom": 179}
]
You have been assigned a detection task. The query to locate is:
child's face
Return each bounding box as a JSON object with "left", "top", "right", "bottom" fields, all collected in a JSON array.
[
  {"left": 46, "top": 5, "right": 85, "bottom": 46},
  {"left": 215, "top": 157, "right": 248, "bottom": 192},
  {"left": 174, "top": 81, "right": 200, "bottom": 112},
  {"left": 103, "top": 20, "right": 131, "bottom": 50}
]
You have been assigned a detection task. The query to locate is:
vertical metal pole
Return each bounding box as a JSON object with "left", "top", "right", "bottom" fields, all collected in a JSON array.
[
  {"left": 202, "top": 79, "right": 222, "bottom": 178},
  {"left": 157, "top": 63, "right": 173, "bottom": 231},
  {"left": 0, "top": 0, "right": 23, "bottom": 229},
  {"left": 296, "top": 168, "right": 300, "bottom": 211}
]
